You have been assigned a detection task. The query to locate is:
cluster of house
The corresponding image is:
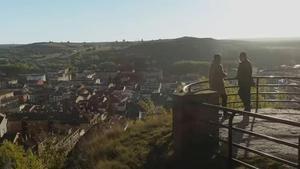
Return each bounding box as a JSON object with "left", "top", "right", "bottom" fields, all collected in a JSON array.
[{"left": 0, "top": 66, "right": 179, "bottom": 153}]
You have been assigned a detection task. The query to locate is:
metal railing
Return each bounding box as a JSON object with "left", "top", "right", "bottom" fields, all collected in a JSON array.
[
  {"left": 182, "top": 76, "right": 300, "bottom": 168},
  {"left": 184, "top": 76, "right": 300, "bottom": 112},
  {"left": 202, "top": 103, "right": 300, "bottom": 169}
]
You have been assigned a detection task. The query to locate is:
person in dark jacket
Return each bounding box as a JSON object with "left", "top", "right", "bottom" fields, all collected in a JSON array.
[
  {"left": 237, "top": 52, "right": 254, "bottom": 123},
  {"left": 209, "top": 54, "right": 228, "bottom": 120}
]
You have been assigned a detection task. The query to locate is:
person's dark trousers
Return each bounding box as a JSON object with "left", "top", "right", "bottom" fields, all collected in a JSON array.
[
  {"left": 219, "top": 94, "right": 228, "bottom": 120},
  {"left": 221, "top": 93, "right": 228, "bottom": 113},
  {"left": 238, "top": 86, "right": 251, "bottom": 122},
  {"left": 221, "top": 94, "right": 228, "bottom": 108}
]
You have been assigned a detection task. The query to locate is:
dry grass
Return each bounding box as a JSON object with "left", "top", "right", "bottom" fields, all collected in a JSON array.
[{"left": 65, "top": 113, "right": 173, "bottom": 169}]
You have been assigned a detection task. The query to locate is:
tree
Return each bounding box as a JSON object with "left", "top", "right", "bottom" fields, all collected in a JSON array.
[
  {"left": 138, "top": 99, "right": 156, "bottom": 114},
  {"left": 39, "top": 140, "right": 67, "bottom": 169},
  {"left": 0, "top": 141, "right": 44, "bottom": 169},
  {"left": 138, "top": 99, "right": 168, "bottom": 116}
]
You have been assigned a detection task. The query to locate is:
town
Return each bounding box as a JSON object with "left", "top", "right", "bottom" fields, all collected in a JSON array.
[
  {"left": 0, "top": 63, "right": 184, "bottom": 155},
  {"left": 1, "top": 59, "right": 299, "bottom": 155}
]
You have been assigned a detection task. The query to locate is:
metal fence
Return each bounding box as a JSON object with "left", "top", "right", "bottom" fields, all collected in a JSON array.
[
  {"left": 183, "top": 76, "right": 300, "bottom": 168},
  {"left": 184, "top": 76, "right": 300, "bottom": 112},
  {"left": 204, "top": 103, "right": 300, "bottom": 169}
]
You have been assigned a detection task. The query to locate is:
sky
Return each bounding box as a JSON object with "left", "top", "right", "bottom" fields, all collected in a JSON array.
[{"left": 1, "top": 0, "right": 300, "bottom": 44}]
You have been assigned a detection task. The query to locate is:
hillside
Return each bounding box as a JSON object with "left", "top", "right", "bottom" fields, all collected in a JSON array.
[
  {"left": 0, "top": 37, "right": 300, "bottom": 75},
  {"left": 90, "top": 37, "right": 300, "bottom": 67},
  {"left": 117, "top": 37, "right": 219, "bottom": 64},
  {"left": 65, "top": 113, "right": 173, "bottom": 169}
]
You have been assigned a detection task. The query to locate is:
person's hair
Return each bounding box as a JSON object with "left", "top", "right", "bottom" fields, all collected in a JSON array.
[
  {"left": 214, "top": 54, "right": 221, "bottom": 61},
  {"left": 239, "top": 52, "right": 248, "bottom": 62},
  {"left": 240, "top": 52, "right": 247, "bottom": 58}
]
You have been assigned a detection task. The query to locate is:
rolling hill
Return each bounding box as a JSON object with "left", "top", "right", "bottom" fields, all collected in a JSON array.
[{"left": 0, "top": 37, "right": 300, "bottom": 75}]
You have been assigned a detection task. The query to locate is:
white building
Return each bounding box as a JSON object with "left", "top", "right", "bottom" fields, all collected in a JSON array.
[
  {"left": 26, "top": 74, "right": 46, "bottom": 81},
  {"left": 0, "top": 113, "right": 7, "bottom": 138},
  {"left": 0, "top": 90, "right": 14, "bottom": 100}
]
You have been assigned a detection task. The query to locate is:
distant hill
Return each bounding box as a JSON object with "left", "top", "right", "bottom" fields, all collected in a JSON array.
[
  {"left": 1, "top": 37, "right": 300, "bottom": 74},
  {"left": 122, "top": 37, "right": 218, "bottom": 60},
  {"left": 95, "top": 37, "right": 300, "bottom": 67},
  {"left": 14, "top": 42, "right": 76, "bottom": 55}
]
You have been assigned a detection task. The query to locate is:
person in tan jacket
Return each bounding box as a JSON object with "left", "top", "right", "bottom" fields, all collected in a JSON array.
[{"left": 209, "top": 54, "right": 228, "bottom": 120}]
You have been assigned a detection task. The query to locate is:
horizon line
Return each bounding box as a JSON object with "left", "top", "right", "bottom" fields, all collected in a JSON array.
[{"left": 1, "top": 36, "right": 300, "bottom": 45}]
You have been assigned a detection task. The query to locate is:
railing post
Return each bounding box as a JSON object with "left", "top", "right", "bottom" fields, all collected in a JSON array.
[
  {"left": 298, "top": 136, "right": 300, "bottom": 169},
  {"left": 255, "top": 77, "right": 259, "bottom": 113},
  {"left": 173, "top": 90, "right": 219, "bottom": 167},
  {"left": 228, "top": 112, "right": 235, "bottom": 169}
]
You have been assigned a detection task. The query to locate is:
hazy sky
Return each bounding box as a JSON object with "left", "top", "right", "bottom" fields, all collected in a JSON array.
[{"left": 1, "top": 0, "right": 300, "bottom": 44}]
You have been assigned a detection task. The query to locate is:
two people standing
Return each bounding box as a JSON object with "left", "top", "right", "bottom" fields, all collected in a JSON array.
[{"left": 209, "top": 52, "right": 253, "bottom": 124}]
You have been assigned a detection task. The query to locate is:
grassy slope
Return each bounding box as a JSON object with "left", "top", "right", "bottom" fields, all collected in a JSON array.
[{"left": 65, "top": 113, "right": 173, "bottom": 169}]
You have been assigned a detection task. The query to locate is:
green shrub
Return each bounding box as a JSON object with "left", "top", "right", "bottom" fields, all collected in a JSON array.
[{"left": 0, "top": 141, "right": 44, "bottom": 169}]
